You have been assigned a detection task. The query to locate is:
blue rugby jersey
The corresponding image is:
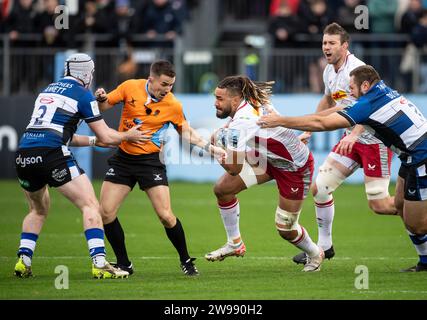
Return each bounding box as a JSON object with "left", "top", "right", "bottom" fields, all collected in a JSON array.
[
  {"left": 19, "top": 77, "right": 102, "bottom": 149},
  {"left": 338, "top": 80, "right": 427, "bottom": 165}
]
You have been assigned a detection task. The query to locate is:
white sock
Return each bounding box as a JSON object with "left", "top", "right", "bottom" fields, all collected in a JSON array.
[
  {"left": 218, "top": 198, "right": 241, "bottom": 244},
  {"left": 92, "top": 254, "right": 107, "bottom": 268},
  {"left": 22, "top": 255, "right": 32, "bottom": 266},
  {"left": 315, "top": 196, "right": 334, "bottom": 250},
  {"left": 291, "top": 225, "right": 320, "bottom": 258}
]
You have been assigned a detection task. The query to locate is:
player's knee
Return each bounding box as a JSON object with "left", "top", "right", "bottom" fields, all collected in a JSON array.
[
  {"left": 313, "top": 164, "right": 344, "bottom": 203},
  {"left": 275, "top": 207, "right": 302, "bottom": 241},
  {"left": 213, "top": 181, "right": 234, "bottom": 201},
  {"left": 405, "top": 222, "right": 427, "bottom": 236},
  {"left": 159, "top": 212, "right": 176, "bottom": 228},
  {"left": 394, "top": 198, "right": 404, "bottom": 217}
]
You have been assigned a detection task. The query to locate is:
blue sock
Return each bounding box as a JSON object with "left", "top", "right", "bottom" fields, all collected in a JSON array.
[
  {"left": 408, "top": 231, "right": 427, "bottom": 264},
  {"left": 17, "top": 232, "right": 38, "bottom": 258},
  {"left": 84, "top": 228, "right": 106, "bottom": 258}
]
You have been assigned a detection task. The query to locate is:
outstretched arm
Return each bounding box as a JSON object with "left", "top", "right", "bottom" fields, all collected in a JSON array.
[
  {"left": 179, "top": 122, "right": 227, "bottom": 161},
  {"left": 257, "top": 112, "right": 351, "bottom": 132}
]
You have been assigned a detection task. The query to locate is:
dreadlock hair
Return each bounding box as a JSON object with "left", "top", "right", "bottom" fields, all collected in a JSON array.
[{"left": 217, "top": 75, "right": 275, "bottom": 108}]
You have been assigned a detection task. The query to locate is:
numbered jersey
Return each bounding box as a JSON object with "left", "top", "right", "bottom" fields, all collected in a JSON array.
[
  {"left": 338, "top": 80, "right": 427, "bottom": 165},
  {"left": 225, "top": 101, "right": 310, "bottom": 171},
  {"left": 323, "top": 52, "right": 382, "bottom": 145},
  {"left": 19, "top": 77, "right": 102, "bottom": 149}
]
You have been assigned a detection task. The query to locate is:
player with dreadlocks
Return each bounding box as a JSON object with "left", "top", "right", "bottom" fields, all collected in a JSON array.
[{"left": 205, "top": 75, "right": 325, "bottom": 272}]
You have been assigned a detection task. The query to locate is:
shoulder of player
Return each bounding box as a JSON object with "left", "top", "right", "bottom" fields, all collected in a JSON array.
[
  {"left": 163, "top": 92, "right": 183, "bottom": 109},
  {"left": 118, "top": 78, "right": 145, "bottom": 90},
  {"left": 347, "top": 54, "right": 365, "bottom": 70}
]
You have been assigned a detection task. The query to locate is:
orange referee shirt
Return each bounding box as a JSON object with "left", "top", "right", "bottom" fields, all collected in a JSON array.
[{"left": 107, "top": 79, "right": 187, "bottom": 155}]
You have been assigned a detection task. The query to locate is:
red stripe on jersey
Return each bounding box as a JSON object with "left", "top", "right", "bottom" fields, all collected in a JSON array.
[{"left": 256, "top": 136, "right": 294, "bottom": 162}]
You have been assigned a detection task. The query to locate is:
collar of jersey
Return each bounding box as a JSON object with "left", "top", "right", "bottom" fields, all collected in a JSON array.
[
  {"left": 145, "top": 80, "right": 160, "bottom": 106},
  {"left": 231, "top": 100, "right": 248, "bottom": 120},
  {"left": 62, "top": 76, "right": 83, "bottom": 86}
]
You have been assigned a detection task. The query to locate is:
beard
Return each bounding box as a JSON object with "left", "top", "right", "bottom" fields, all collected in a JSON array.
[{"left": 216, "top": 108, "right": 231, "bottom": 119}]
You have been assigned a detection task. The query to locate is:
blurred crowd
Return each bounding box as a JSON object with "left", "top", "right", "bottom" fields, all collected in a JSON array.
[
  {"left": 0, "top": 0, "right": 198, "bottom": 48},
  {"left": 1, "top": 0, "right": 427, "bottom": 94}
]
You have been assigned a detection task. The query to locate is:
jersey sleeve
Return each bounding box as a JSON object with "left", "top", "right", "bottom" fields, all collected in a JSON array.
[
  {"left": 337, "top": 98, "right": 372, "bottom": 126},
  {"left": 323, "top": 67, "right": 331, "bottom": 95},
  {"left": 107, "top": 81, "right": 128, "bottom": 105},
  {"left": 170, "top": 100, "right": 187, "bottom": 131},
  {"left": 78, "top": 91, "right": 103, "bottom": 123},
  {"left": 227, "top": 115, "right": 258, "bottom": 152}
]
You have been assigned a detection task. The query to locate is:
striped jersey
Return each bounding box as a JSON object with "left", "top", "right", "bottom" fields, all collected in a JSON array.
[
  {"left": 19, "top": 77, "right": 102, "bottom": 149},
  {"left": 338, "top": 80, "right": 427, "bottom": 165},
  {"left": 323, "top": 52, "right": 382, "bottom": 145},
  {"left": 225, "top": 100, "right": 310, "bottom": 171}
]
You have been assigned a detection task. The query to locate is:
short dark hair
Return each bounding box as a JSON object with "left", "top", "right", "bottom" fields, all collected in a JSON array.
[
  {"left": 349, "top": 65, "right": 381, "bottom": 87},
  {"left": 323, "top": 23, "right": 350, "bottom": 44},
  {"left": 150, "top": 60, "right": 176, "bottom": 78}
]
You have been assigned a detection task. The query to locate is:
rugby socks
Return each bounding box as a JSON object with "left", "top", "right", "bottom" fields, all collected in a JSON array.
[
  {"left": 17, "top": 232, "right": 38, "bottom": 265},
  {"left": 291, "top": 225, "right": 320, "bottom": 258},
  {"left": 104, "top": 218, "right": 131, "bottom": 266},
  {"left": 407, "top": 230, "right": 427, "bottom": 265},
  {"left": 218, "top": 198, "right": 242, "bottom": 245},
  {"left": 315, "top": 196, "right": 335, "bottom": 250},
  {"left": 84, "top": 228, "right": 107, "bottom": 268},
  {"left": 165, "top": 218, "right": 190, "bottom": 263}
]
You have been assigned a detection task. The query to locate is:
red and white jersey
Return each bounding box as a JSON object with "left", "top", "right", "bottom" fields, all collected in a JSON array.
[
  {"left": 323, "top": 52, "right": 382, "bottom": 145},
  {"left": 225, "top": 100, "right": 310, "bottom": 172}
]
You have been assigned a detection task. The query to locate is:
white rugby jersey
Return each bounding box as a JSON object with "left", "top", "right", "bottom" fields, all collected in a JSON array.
[
  {"left": 224, "top": 100, "right": 310, "bottom": 171},
  {"left": 323, "top": 52, "right": 382, "bottom": 145}
]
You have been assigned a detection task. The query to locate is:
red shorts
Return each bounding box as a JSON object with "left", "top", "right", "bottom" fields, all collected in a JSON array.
[
  {"left": 331, "top": 140, "right": 393, "bottom": 178},
  {"left": 267, "top": 153, "right": 314, "bottom": 200}
]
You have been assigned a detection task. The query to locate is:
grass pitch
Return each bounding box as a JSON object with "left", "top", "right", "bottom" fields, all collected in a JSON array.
[{"left": 0, "top": 180, "right": 425, "bottom": 300}]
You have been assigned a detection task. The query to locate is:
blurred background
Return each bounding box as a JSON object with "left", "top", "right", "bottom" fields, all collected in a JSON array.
[{"left": 1, "top": 0, "right": 427, "bottom": 182}]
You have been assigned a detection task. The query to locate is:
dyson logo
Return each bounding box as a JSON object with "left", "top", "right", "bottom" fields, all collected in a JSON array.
[{"left": 16, "top": 154, "right": 43, "bottom": 168}]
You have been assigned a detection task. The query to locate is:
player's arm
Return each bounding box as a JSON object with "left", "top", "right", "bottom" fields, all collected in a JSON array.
[
  {"left": 179, "top": 122, "right": 227, "bottom": 160},
  {"left": 258, "top": 112, "right": 351, "bottom": 132},
  {"left": 69, "top": 134, "right": 98, "bottom": 147},
  {"left": 87, "top": 119, "right": 146, "bottom": 145},
  {"left": 95, "top": 88, "right": 115, "bottom": 112},
  {"left": 316, "top": 94, "right": 335, "bottom": 112},
  {"left": 69, "top": 134, "right": 122, "bottom": 148},
  {"left": 219, "top": 149, "right": 245, "bottom": 176},
  {"left": 299, "top": 94, "right": 335, "bottom": 143}
]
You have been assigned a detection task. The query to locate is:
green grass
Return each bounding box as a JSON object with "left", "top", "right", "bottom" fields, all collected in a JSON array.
[{"left": 0, "top": 180, "right": 425, "bottom": 300}]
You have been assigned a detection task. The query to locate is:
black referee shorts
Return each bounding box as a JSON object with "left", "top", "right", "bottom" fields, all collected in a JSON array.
[{"left": 104, "top": 148, "right": 168, "bottom": 190}]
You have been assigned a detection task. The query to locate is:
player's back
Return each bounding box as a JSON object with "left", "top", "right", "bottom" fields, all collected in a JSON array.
[{"left": 19, "top": 77, "right": 99, "bottom": 149}]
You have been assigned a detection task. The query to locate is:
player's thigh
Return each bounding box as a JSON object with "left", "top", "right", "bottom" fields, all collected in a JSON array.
[
  {"left": 278, "top": 195, "right": 304, "bottom": 213},
  {"left": 214, "top": 173, "right": 247, "bottom": 197},
  {"left": 100, "top": 181, "right": 132, "bottom": 217},
  {"left": 364, "top": 175, "right": 391, "bottom": 200},
  {"left": 395, "top": 176, "right": 405, "bottom": 214},
  {"left": 145, "top": 185, "right": 172, "bottom": 216},
  {"left": 57, "top": 174, "right": 99, "bottom": 212},
  {"left": 23, "top": 185, "right": 50, "bottom": 215},
  {"left": 403, "top": 200, "right": 427, "bottom": 233}
]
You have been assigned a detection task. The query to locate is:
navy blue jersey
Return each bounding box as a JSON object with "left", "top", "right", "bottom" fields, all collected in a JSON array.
[
  {"left": 19, "top": 77, "right": 102, "bottom": 149},
  {"left": 338, "top": 81, "right": 427, "bottom": 165}
]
